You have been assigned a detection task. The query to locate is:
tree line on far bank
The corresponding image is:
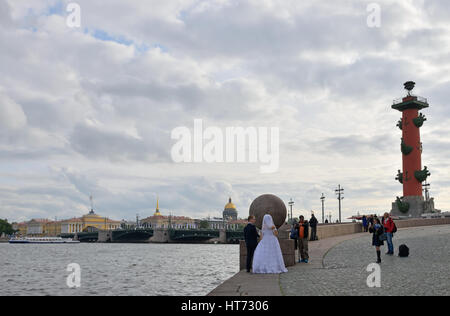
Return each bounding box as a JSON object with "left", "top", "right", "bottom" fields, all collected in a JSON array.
[{"left": 0, "top": 219, "right": 15, "bottom": 236}]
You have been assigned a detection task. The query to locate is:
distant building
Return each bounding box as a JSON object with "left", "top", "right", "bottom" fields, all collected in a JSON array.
[
  {"left": 27, "top": 219, "right": 52, "bottom": 236},
  {"left": 202, "top": 217, "right": 226, "bottom": 230},
  {"left": 228, "top": 219, "right": 247, "bottom": 230},
  {"left": 120, "top": 219, "right": 138, "bottom": 230},
  {"left": 140, "top": 199, "right": 198, "bottom": 229},
  {"left": 60, "top": 210, "right": 121, "bottom": 233},
  {"left": 12, "top": 222, "right": 28, "bottom": 236},
  {"left": 223, "top": 198, "right": 238, "bottom": 221},
  {"left": 197, "top": 197, "right": 244, "bottom": 230},
  {"left": 44, "top": 220, "right": 63, "bottom": 236},
  {"left": 138, "top": 197, "right": 245, "bottom": 230},
  {"left": 200, "top": 217, "right": 246, "bottom": 230},
  {"left": 22, "top": 209, "right": 121, "bottom": 236},
  {"left": 60, "top": 218, "right": 83, "bottom": 234},
  {"left": 141, "top": 215, "right": 198, "bottom": 229}
]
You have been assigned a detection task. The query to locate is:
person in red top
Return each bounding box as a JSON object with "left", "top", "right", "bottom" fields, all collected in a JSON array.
[{"left": 383, "top": 212, "right": 395, "bottom": 255}]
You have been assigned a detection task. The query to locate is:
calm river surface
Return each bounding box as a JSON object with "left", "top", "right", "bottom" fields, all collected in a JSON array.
[{"left": 0, "top": 243, "right": 239, "bottom": 296}]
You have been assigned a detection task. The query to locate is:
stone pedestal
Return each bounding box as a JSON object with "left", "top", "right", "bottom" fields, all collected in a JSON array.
[
  {"left": 423, "top": 198, "right": 440, "bottom": 214},
  {"left": 239, "top": 239, "right": 295, "bottom": 271},
  {"left": 391, "top": 196, "right": 440, "bottom": 217},
  {"left": 277, "top": 229, "right": 290, "bottom": 240}
]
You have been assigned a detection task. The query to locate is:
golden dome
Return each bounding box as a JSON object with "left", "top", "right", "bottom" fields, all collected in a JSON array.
[{"left": 224, "top": 197, "right": 236, "bottom": 210}]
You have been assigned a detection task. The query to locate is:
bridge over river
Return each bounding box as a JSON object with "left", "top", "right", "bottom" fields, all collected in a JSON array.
[{"left": 61, "top": 228, "right": 244, "bottom": 244}]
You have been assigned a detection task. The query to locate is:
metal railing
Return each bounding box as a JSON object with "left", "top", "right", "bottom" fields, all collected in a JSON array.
[
  {"left": 393, "top": 95, "right": 428, "bottom": 105},
  {"left": 393, "top": 98, "right": 404, "bottom": 105},
  {"left": 417, "top": 96, "right": 428, "bottom": 103}
]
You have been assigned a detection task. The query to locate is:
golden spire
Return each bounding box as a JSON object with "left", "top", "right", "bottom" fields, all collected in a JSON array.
[{"left": 154, "top": 196, "right": 162, "bottom": 216}]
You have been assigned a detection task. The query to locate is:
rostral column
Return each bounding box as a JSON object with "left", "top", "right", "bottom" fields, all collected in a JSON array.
[{"left": 391, "top": 81, "right": 435, "bottom": 217}]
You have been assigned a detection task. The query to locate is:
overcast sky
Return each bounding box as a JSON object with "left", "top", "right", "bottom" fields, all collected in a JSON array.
[{"left": 1, "top": 0, "right": 449, "bottom": 223}]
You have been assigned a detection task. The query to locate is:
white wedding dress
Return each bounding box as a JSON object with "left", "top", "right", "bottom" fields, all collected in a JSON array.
[{"left": 252, "top": 214, "right": 288, "bottom": 274}]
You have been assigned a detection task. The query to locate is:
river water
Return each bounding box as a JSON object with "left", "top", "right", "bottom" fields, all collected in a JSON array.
[{"left": 0, "top": 243, "right": 239, "bottom": 296}]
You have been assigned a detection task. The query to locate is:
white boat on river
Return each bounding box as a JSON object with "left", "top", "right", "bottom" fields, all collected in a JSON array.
[{"left": 9, "top": 237, "right": 80, "bottom": 244}]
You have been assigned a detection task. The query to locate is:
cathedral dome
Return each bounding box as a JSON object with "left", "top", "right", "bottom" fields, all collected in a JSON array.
[
  {"left": 224, "top": 199, "right": 236, "bottom": 210},
  {"left": 223, "top": 198, "right": 238, "bottom": 221}
]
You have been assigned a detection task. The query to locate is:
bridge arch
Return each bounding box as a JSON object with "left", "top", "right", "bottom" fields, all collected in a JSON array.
[
  {"left": 169, "top": 230, "right": 219, "bottom": 242},
  {"left": 112, "top": 230, "right": 153, "bottom": 242}
]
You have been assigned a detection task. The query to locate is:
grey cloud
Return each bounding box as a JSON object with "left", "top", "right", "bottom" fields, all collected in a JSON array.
[
  {"left": 69, "top": 122, "right": 170, "bottom": 162},
  {"left": 80, "top": 64, "right": 261, "bottom": 123},
  {"left": 0, "top": 0, "right": 13, "bottom": 28},
  {"left": 0, "top": 147, "right": 68, "bottom": 160},
  {"left": 310, "top": 133, "right": 397, "bottom": 156}
]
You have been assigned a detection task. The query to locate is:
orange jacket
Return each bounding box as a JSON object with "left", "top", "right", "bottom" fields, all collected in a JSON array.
[{"left": 299, "top": 225, "right": 305, "bottom": 239}]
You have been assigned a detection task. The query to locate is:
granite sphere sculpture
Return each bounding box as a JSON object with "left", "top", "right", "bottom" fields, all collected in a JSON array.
[{"left": 249, "top": 194, "right": 287, "bottom": 229}]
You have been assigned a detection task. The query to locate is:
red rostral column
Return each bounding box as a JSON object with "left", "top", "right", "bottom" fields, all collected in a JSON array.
[{"left": 392, "top": 81, "right": 429, "bottom": 198}]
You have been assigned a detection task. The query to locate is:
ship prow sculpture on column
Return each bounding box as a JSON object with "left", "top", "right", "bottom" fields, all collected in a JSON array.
[
  {"left": 239, "top": 194, "right": 295, "bottom": 270},
  {"left": 391, "top": 82, "right": 440, "bottom": 217}
]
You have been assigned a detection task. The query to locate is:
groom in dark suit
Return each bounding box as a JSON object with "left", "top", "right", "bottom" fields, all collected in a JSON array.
[{"left": 244, "top": 215, "right": 259, "bottom": 273}]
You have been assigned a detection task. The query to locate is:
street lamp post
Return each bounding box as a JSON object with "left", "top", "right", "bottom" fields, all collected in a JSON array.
[
  {"left": 288, "top": 199, "right": 294, "bottom": 223},
  {"left": 335, "top": 185, "right": 344, "bottom": 223},
  {"left": 320, "top": 193, "right": 325, "bottom": 224}
]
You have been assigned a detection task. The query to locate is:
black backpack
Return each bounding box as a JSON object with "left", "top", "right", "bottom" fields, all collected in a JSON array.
[{"left": 399, "top": 244, "right": 409, "bottom": 257}]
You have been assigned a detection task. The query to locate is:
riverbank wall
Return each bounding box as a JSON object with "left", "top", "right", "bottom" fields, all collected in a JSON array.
[{"left": 313, "top": 216, "right": 450, "bottom": 240}]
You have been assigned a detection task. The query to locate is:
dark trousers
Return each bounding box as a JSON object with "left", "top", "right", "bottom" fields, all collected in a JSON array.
[
  {"left": 246, "top": 244, "right": 257, "bottom": 272},
  {"left": 298, "top": 238, "right": 309, "bottom": 260},
  {"left": 310, "top": 227, "right": 317, "bottom": 241}
]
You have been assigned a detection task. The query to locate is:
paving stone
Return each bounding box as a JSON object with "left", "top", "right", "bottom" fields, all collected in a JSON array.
[{"left": 280, "top": 225, "right": 450, "bottom": 296}]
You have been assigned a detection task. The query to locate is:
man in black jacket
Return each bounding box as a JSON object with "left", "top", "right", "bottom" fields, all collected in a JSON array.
[
  {"left": 244, "top": 215, "right": 259, "bottom": 273},
  {"left": 309, "top": 213, "right": 318, "bottom": 241}
]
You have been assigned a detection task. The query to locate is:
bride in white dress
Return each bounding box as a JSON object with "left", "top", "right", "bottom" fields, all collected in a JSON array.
[{"left": 252, "top": 214, "right": 288, "bottom": 274}]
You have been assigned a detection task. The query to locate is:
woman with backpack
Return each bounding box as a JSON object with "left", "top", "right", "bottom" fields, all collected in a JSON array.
[{"left": 369, "top": 218, "right": 385, "bottom": 263}]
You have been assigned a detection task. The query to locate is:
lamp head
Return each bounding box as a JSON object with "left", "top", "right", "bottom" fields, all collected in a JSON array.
[{"left": 404, "top": 81, "right": 416, "bottom": 95}]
